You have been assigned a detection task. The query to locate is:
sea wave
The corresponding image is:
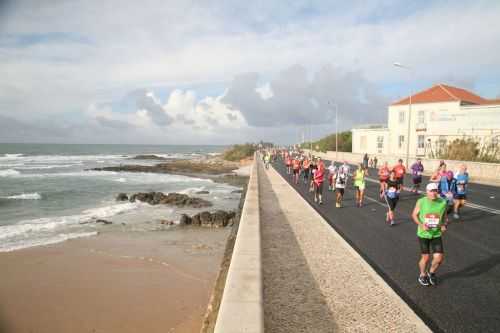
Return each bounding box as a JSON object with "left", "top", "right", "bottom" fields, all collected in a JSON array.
[
  {"left": 0, "top": 231, "right": 98, "bottom": 252},
  {"left": 2, "top": 193, "right": 42, "bottom": 200},
  {"left": 0, "top": 169, "right": 20, "bottom": 177}
]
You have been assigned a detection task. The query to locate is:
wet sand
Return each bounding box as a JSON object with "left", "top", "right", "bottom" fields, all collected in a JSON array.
[{"left": 0, "top": 227, "right": 230, "bottom": 333}]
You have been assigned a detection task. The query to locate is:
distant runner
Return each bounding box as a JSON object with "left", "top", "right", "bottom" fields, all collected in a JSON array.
[
  {"left": 309, "top": 159, "right": 318, "bottom": 192},
  {"left": 412, "top": 183, "right": 448, "bottom": 286},
  {"left": 286, "top": 155, "right": 292, "bottom": 175},
  {"left": 452, "top": 164, "right": 469, "bottom": 220},
  {"left": 302, "top": 157, "right": 311, "bottom": 184},
  {"left": 353, "top": 163, "right": 368, "bottom": 208},
  {"left": 439, "top": 170, "right": 455, "bottom": 213},
  {"left": 334, "top": 166, "right": 348, "bottom": 208},
  {"left": 313, "top": 158, "right": 325, "bottom": 204},
  {"left": 393, "top": 159, "right": 407, "bottom": 186},
  {"left": 378, "top": 162, "right": 391, "bottom": 199},
  {"left": 327, "top": 161, "right": 337, "bottom": 191},
  {"left": 410, "top": 159, "right": 424, "bottom": 193},
  {"left": 384, "top": 171, "right": 401, "bottom": 226},
  {"left": 292, "top": 157, "right": 301, "bottom": 184}
]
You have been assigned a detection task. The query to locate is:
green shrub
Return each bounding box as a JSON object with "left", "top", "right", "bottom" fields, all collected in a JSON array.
[
  {"left": 223, "top": 144, "right": 256, "bottom": 161},
  {"left": 438, "top": 138, "right": 500, "bottom": 163},
  {"left": 300, "top": 131, "right": 352, "bottom": 153}
]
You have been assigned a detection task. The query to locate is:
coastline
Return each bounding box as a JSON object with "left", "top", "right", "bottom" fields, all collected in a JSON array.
[{"left": 0, "top": 155, "right": 252, "bottom": 333}]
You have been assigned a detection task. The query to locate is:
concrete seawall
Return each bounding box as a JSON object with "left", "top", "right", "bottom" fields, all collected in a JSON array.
[{"left": 214, "top": 157, "right": 264, "bottom": 333}]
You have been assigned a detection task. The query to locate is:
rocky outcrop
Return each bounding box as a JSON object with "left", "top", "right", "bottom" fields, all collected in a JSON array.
[
  {"left": 116, "top": 193, "right": 129, "bottom": 201},
  {"left": 196, "top": 190, "right": 210, "bottom": 194},
  {"left": 179, "top": 210, "right": 236, "bottom": 228},
  {"left": 128, "top": 192, "right": 212, "bottom": 208},
  {"left": 131, "top": 155, "right": 169, "bottom": 160}
]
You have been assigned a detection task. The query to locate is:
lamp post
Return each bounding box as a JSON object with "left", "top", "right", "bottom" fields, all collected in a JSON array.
[
  {"left": 393, "top": 62, "right": 413, "bottom": 168},
  {"left": 328, "top": 101, "right": 339, "bottom": 160}
]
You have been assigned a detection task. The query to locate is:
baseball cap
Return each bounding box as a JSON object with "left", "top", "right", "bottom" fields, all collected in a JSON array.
[{"left": 426, "top": 183, "right": 438, "bottom": 191}]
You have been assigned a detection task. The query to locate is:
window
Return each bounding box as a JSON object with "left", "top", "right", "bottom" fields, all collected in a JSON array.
[
  {"left": 418, "top": 135, "right": 425, "bottom": 149},
  {"left": 417, "top": 110, "right": 425, "bottom": 125},
  {"left": 399, "top": 111, "right": 405, "bottom": 123},
  {"left": 398, "top": 135, "right": 405, "bottom": 149},
  {"left": 377, "top": 136, "right": 384, "bottom": 153},
  {"left": 360, "top": 136, "right": 367, "bottom": 150}
]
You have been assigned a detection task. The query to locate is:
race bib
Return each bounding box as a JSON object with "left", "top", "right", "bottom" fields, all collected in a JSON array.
[
  {"left": 424, "top": 213, "right": 440, "bottom": 228},
  {"left": 457, "top": 184, "right": 465, "bottom": 193},
  {"left": 416, "top": 171, "right": 422, "bottom": 176}
]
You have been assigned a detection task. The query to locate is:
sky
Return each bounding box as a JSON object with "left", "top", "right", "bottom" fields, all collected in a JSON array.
[{"left": 0, "top": 0, "right": 499, "bottom": 144}]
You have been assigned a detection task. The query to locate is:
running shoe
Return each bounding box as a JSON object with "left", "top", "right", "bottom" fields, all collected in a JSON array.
[
  {"left": 427, "top": 272, "right": 438, "bottom": 286},
  {"left": 390, "top": 220, "right": 395, "bottom": 226},
  {"left": 418, "top": 275, "right": 430, "bottom": 286},
  {"left": 453, "top": 213, "right": 460, "bottom": 219}
]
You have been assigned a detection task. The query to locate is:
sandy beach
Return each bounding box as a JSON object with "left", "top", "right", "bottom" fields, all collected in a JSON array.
[{"left": 0, "top": 227, "right": 230, "bottom": 333}]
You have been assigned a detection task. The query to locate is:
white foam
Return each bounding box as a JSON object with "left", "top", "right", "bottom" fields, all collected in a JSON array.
[
  {"left": 15, "top": 164, "right": 79, "bottom": 170},
  {"left": 114, "top": 177, "right": 127, "bottom": 183},
  {"left": 0, "top": 231, "right": 98, "bottom": 252},
  {"left": 3, "top": 153, "right": 23, "bottom": 158},
  {"left": 3, "top": 193, "right": 42, "bottom": 200},
  {"left": 0, "top": 169, "right": 20, "bottom": 177}
]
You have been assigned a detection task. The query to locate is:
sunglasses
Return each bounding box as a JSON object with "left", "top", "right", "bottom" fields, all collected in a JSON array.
[{"left": 429, "top": 189, "right": 438, "bottom": 192}]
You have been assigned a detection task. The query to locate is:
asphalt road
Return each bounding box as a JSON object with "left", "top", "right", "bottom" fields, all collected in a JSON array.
[{"left": 271, "top": 159, "right": 500, "bottom": 333}]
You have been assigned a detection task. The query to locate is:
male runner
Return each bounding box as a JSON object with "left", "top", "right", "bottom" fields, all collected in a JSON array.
[
  {"left": 292, "top": 157, "right": 301, "bottom": 184},
  {"left": 393, "top": 159, "right": 406, "bottom": 186},
  {"left": 384, "top": 171, "right": 401, "bottom": 226},
  {"left": 286, "top": 154, "right": 292, "bottom": 175},
  {"left": 412, "top": 182, "right": 448, "bottom": 286},
  {"left": 410, "top": 159, "right": 424, "bottom": 193},
  {"left": 439, "top": 170, "right": 455, "bottom": 213},
  {"left": 302, "top": 157, "right": 311, "bottom": 184},
  {"left": 334, "top": 167, "right": 348, "bottom": 208},
  {"left": 452, "top": 164, "right": 469, "bottom": 219}
]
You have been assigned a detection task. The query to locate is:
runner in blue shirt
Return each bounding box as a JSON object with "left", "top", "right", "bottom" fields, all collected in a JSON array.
[{"left": 452, "top": 164, "right": 469, "bottom": 220}]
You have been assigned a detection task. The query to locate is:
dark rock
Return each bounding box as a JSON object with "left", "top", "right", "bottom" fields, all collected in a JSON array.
[
  {"left": 199, "top": 211, "right": 212, "bottom": 227},
  {"left": 95, "top": 219, "right": 113, "bottom": 225},
  {"left": 160, "top": 219, "right": 175, "bottom": 225},
  {"left": 196, "top": 190, "right": 210, "bottom": 194},
  {"left": 231, "top": 189, "right": 243, "bottom": 194},
  {"left": 191, "top": 213, "right": 202, "bottom": 226},
  {"left": 128, "top": 191, "right": 212, "bottom": 208},
  {"left": 131, "top": 155, "right": 168, "bottom": 160},
  {"left": 116, "top": 193, "right": 129, "bottom": 201},
  {"left": 179, "top": 214, "right": 192, "bottom": 225}
]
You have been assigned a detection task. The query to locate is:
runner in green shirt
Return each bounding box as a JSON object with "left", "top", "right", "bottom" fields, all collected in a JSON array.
[{"left": 411, "top": 182, "right": 448, "bottom": 286}]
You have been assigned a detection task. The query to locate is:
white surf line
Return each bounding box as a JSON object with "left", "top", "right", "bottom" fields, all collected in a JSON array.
[{"left": 365, "top": 177, "right": 500, "bottom": 215}]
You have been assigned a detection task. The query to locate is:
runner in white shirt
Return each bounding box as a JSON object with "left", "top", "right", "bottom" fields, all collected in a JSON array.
[{"left": 327, "top": 161, "right": 337, "bottom": 191}]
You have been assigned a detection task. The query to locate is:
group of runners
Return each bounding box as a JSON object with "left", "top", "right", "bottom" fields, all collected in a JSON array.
[{"left": 264, "top": 148, "right": 471, "bottom": 287}]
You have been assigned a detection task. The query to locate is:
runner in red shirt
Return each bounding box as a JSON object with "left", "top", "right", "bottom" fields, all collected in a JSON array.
[
  {"left": 286, "top": 155, "right": 292, "bottom": 175},
  {"left": 378, "top": 161, "right": 391, "bottom": 199},
  {"left": 393, "top": 159, "right": 407, "bottom": 186},
  {"left": 314, "top": 158, "right": 325, "bottom": 204}
]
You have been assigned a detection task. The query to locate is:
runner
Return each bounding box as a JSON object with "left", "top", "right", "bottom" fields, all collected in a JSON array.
[
  {"left": 353, "top": 163, "right": 368, "bottom": 208},
  {"left": 286, "top": 154, "right": 292, "bottom": 175},
  {"left": 334, "top": 166, "right": 348, "bottom": 208},
  {"left": 439, "top": 170, "right": 455, "bottom": 213},
  {"left": 327, "top": 161, "right": 337, "bottom": 191},
  {"left": 410, "top": 159, "right": 424, "bottom": 193},
  {"left": 430, "top": 163, "right": 447, "bottom": 183},
  {"left": 393, "top": 159, "right": 407, "bottom": 186},
  {"left": 302, "top": 157, "right": 311, "bottom": 184},
  {"left": 384, "top": 171, "right": 401, "bottom": 226},
  {"left": 340, "top": 160, "right": 350, "bottom": 175},
  {"left": 452, "top": 164, "right": 469, "bottom": 219},
  {"left": 378, "top": 162, "right": 391, "bottom": 199},
  {"left": 373, "top": 156, "right": 378, "bottom": 168},
  {"left": 411, "top": 182, "right": 448, "bottom": 286},
  {"left": 309, "top": 158, "right": 318, "bottom": 192},
  {"left": 264, "top": 152, "right": 271, "bottom": 170},
  {"left": 292, "top": 156, "right": 301, "bottom": 184},
  {"left": 313, "top": 158, "right": 325, "bottom": 204}
]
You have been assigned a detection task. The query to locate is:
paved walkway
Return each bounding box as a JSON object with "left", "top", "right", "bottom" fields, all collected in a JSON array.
[{"left": 259, "top": 162, "right": 430, "bottom": 332}]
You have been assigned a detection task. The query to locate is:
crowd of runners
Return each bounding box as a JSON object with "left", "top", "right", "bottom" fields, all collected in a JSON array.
[{"left": 260, "top": 148, "right": 471, "bottom": 287}]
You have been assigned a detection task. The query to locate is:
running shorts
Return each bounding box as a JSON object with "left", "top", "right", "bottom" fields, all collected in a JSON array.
[
  {"left": 314, "top": 181, "right": 324, "bottom": 194},
  {"left": 418, "top": 237, "right": 444, "bottom": 254},
  {"left": 354, "top": 183, "right": 366, "bottom": 191},
  {"left": 387, "top": 197, "right": 399, "bottom": 210},
  {"left": 293, "top": 168, "right": 299, "bottom": 174},
  {"left": 379, "top": 178, "right": 388, "bottom": 183},
  {"left": 396, "top": 178, "right": 404, "bottom": 185},
  {"left": 335, "top": 188, "right": 345, "bottom": 195},
  {"left": 412, "top": 176, "right": 422, "bottom": 185},
  {"left": 454, "top": 194, "right": 467, "bottom": 200}
]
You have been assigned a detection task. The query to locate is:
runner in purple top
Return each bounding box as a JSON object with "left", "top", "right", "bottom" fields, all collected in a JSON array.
[{"left": 410, "top": 159, "right": 424, "bottom": 193}]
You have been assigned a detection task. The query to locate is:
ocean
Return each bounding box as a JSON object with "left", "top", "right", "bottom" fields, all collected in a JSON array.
[{"left": 0, "top": 143, "right": 240, "bottom": 252}]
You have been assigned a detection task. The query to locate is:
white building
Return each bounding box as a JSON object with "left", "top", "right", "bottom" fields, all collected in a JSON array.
[{"left": 352, "top": 84, "right": 500, "bottom": 158}]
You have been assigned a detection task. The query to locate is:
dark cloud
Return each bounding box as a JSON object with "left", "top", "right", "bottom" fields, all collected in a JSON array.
[
  {"left": 95, "top": 116, "right": 134, "bottom": 129},
  {"left": 136, "top": 94, "right": 173, "bottom": 126},
  {"left": 222, "top": 64, "right": 389, "bottom": 129}
]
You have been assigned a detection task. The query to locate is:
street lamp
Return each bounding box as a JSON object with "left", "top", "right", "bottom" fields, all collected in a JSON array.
[
  {"left": 328, "top": 101, "right": 339, "bottom": 160},
  {"left": 393, "top": 62, "right": 413, "bottom": 168}
]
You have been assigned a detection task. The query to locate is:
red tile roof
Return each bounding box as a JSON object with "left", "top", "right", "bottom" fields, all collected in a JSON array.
[{"left": 391, "top": 84, "right": 499, "bottom": 106}]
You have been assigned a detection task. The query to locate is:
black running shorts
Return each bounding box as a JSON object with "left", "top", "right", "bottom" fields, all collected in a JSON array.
[
  {"left": 314, "top": 181, "right": 324, "bottom": 194},
  {"left": 387, "top": 197, "right": 399, "bottom": 210},
  {"left": 335, "top": 187, "right": 345, "bottom": 195},
  {"left": 418, "top": 237, "right": 444, "bottom": 254}
]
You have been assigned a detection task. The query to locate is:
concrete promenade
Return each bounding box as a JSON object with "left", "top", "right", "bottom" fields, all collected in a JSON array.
[{"left": 259, "top": 161, "right": 430, "bottom": 332}]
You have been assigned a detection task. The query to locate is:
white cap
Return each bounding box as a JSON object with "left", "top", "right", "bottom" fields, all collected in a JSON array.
[{"left": 426, "top": 183, "right": 438, "bottom": 191}]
